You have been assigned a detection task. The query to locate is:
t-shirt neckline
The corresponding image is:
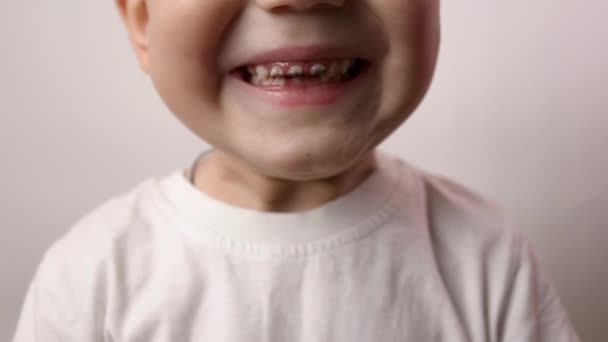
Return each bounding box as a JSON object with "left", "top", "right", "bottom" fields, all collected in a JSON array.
[{"left": 156, "top": 149, "right": 403, "bottom": 255}]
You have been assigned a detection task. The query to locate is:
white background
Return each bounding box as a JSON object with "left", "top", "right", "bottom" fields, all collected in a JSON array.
[{"left": 1, "top": 1, "right": 606, "bottom": 341}]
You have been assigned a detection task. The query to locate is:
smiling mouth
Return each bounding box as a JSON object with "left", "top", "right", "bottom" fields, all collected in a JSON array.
[{"left": 231, "top": 58, "right": 370, "bottom": 88}]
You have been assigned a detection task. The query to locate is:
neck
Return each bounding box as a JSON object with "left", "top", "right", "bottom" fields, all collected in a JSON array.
[{"left": 192, "top": 150, "right": 377, "bottom": 213}]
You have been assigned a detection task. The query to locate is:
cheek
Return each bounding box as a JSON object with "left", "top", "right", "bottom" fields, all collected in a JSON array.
[
  {"left": 146, "top": 1, "right": 244, "bottom": 112},
  {"left": 372, "top": 0, "right": 441, "bottom": 111}
]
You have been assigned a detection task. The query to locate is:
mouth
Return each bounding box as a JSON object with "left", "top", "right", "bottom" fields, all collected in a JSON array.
[
  {"left": 230, "top": 58, "right": 371, "bottom": 88},
  {"left": 225, "top": 45, "right": 374, "bottom": 107}
]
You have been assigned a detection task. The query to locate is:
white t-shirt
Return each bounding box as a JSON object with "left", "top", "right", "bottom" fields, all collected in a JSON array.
[{"left": 12, "top": 150, "right": 580, "bottom": 341}]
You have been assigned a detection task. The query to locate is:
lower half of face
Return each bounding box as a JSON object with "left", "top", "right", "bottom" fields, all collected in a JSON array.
[{"left": 146, "top": 0, "right": 440, "bottom": 180}]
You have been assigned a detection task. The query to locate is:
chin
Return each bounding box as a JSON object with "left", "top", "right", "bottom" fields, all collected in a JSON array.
[{"left": 237, "top": 142, "right": 374, "bottom": 181}]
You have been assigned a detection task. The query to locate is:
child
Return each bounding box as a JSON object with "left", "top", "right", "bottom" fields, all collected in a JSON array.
[{"left": 13, "top": 0, "right": 581, "bottom": 341}]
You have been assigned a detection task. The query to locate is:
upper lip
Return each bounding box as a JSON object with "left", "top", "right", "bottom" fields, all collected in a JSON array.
[{"left": 232, "top": 44, "right": 373, "bottom": 69}]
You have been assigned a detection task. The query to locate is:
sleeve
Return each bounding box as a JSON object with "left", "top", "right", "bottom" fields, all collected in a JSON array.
[
  {"left": 12, "top": 255, "right": 79, "bottom": 341},
  {"left": 11, "top": 245, "right": 107, "bottom": 342},
  {"left": 499, "top": 234, "right": 581, "bottom": 342},
  {"left": 11, "top": 274, "right": 38, "bottom": 341}
]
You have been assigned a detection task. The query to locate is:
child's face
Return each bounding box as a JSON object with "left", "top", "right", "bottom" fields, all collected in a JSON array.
[{"left": 120, "top": 0, "right": 440, "bottom": 179}]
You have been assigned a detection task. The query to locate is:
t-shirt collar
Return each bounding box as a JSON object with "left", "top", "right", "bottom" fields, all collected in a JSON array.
[{"left": 158, "top": 149, "right": 403, "bottom": 246}]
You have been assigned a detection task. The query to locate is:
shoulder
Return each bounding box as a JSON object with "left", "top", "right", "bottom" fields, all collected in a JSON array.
[
  {"left": 393, "top": 158, "right": 524, "bottom": 251},
  {"left": 417, "top": 164, "right": 509, "bottom": 233},
  {"left": 18, "top": 177, "right": 168, "bottom": 335},
  {"left": 38, "top": 176, "right": 162, "bottom": 282},
  {"left": 29, "top": 174, "right": 173, "bottom": 320},
  {"left": 384, "top": 155, "right": 529, "bottom": 285},
  {"left": 389, "top": 158, "right": 574, "bottom": 339}
]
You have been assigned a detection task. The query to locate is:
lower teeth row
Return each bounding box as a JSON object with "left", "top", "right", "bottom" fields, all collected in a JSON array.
[{"left": 250, "top": 73, "right": 349, "bottom": 86}]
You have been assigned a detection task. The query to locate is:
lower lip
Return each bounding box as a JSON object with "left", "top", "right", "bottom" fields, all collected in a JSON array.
[{"left": 227, "top": 67, "right": 371, "bottom": 108}]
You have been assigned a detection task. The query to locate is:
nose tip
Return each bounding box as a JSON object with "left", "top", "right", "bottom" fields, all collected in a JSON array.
[{"left": 256, "top": 0, "right": 345, "bottom": 12}]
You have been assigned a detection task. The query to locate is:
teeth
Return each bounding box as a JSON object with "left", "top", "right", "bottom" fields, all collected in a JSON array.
[
  {"left": 254, "top": 75, "right": 286, "bottom": 86},
  {"left": 339, "top": 59, "right": 355, "bottom": 73},
  {"left": 260, "top": 78, "right": 274, "bottom": 86},
  {"left": 321, "top": 61, "right": 348, "bottom": 82},
  {"left": 310, "top": 64, "right": 327, "bottom": 76},
  {"left": 287, "top": 65, "right": 304, "bottom": 77},
  {"left": 255, "top": 65, "right": 269, "bottom": 78},
  {"left": 270, "top": 66, "right": 283, "bottom": 77},
  {"left": 251, "top": 74, "right": 263, "bottom": 85},
  {"left": 246, "top": 59, "right": 358, "bottom": 86},
  {"left": 327, "top": 62, "right": 340, "bottom": 76},
  {"left": 272, "top": 78, "right": 286, "bottom": 86}
]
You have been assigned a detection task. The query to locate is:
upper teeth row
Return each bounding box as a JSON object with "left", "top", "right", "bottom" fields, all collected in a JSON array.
[{"left": 248, "top": 59, "right": 355, "bottom": 78}]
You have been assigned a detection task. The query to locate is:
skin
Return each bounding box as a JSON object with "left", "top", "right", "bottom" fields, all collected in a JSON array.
[{"left": 116, "top": 0, "right": 441, "bottom": 212}]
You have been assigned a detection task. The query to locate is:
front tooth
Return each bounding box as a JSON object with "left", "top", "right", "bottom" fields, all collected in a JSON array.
[
  {"left": 255, "top": 65, "right": 269, "bottom": 78},
  {"left": 310, "top": 64, "right": 327, "bottom": 76},
  {"left": 270, "top": 65, "right": 283, "bottom": 77},
  {"left": 287, "top": 65, "right": 304, "bottom": 77}
]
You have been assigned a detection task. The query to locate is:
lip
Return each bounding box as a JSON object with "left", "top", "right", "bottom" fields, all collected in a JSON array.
[
  {"left": 241, "top": 45, "right": 368, "bottom": 65},
  {"left": 229, "top": 44, "right": 375, "bottom": 71}
]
